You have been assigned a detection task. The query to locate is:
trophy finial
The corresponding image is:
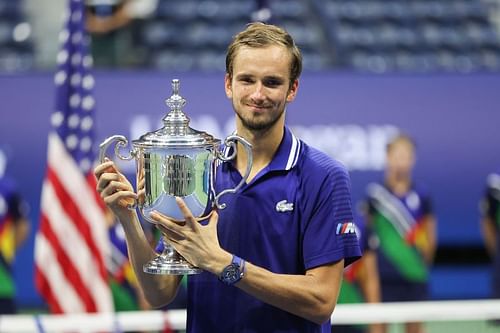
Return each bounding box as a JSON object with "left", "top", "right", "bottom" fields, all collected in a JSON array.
[
  {"left": 165, "top": 78, "right": 187, "bottom": 112},
  {"left": 163, "top": 78, "right": 189, "bottom": 127},
  {"left": 172, "top": 79, "right": 180, "bottom": 95}
]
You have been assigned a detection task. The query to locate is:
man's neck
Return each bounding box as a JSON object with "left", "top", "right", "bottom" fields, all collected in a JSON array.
[
  {"left": 385, "top": 174, "right": 412, "bottom": 196},
  {"left": 235, "top": 122, "right": 284, "bottom": 183}
]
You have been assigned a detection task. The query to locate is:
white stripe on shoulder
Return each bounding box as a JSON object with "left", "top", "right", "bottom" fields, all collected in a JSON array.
[
  {"left": 291, "top": 137, "right": 301, "bottom": 169},
  {"left": 285, "top": 132, "right": 298, "bottom": 170}
]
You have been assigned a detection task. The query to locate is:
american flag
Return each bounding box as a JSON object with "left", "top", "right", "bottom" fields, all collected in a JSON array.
[{"left": 34, "top": 0, "right": 113, "bottom": 313}]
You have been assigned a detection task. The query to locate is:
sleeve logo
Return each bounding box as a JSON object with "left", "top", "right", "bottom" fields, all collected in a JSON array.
[{"left": 336, "top": 222, "right": 356, "bottom": 235}]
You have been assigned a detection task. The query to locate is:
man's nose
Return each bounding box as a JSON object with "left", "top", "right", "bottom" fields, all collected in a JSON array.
[{"left": 250, "top": 82, "right": 265, "bottom": 101}]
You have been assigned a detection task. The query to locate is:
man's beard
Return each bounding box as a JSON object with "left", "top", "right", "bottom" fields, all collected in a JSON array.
[{"left": 233, "top": 100, "right": 285, "bottom": 132}]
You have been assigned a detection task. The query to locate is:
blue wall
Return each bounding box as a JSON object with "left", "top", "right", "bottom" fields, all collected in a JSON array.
[{"left": 1, "top": 71, "right": 499, "bottom": 307}]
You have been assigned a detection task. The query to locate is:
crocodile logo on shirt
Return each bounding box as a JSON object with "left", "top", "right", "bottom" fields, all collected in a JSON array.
[{"left": 275, "top": 200, "right": 294, "bottom": 213}]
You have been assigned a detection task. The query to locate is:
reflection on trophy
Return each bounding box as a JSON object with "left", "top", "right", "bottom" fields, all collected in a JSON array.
[{"left": 99, "top": 79, "right": 252, "bottom": 275}]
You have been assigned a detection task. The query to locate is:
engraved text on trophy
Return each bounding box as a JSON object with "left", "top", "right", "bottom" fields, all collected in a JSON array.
[{"left": 163, "top": 155, "right": 195, "bottom": 196}]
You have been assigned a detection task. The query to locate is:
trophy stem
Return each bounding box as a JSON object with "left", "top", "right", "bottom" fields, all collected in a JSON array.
[{"left": 143, "top": 238, "right": 202, "bottom": 275}]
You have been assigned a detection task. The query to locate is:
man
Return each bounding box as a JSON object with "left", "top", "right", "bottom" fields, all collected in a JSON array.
[
  {"left": 363, "top": 134, "right": 436, "bottom": 333},
  {"left": 481, "top": 172, "right": 500, "bottom": 302},
  {"left": 95, "top": 23, "right": 361, "bottom": 332}
]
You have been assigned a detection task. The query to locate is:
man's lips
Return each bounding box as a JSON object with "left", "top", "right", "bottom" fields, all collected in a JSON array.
[{"left": 246, "top": 103, "right": 272, "bottom": 111}]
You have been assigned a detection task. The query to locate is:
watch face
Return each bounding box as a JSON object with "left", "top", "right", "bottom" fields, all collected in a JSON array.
[{"left": 221, "top": 264, "right": 240, "bottom": 284}]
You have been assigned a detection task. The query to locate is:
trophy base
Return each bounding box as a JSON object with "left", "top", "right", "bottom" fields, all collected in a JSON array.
[{"left": 143, "top": 256, "right": 203, "bottom": 275}]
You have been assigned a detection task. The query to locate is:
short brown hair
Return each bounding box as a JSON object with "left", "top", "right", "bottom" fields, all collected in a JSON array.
[
  {"left": 386, "top": 133, "right": 416, "bottom": 153},
  {"left": 225, "top": 22, "right": 302, "bottom": 88}
]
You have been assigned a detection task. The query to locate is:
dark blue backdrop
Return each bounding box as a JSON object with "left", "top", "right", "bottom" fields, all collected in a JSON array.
[{"left": 1, "top": 72, "right": 499, "bottom": 307}]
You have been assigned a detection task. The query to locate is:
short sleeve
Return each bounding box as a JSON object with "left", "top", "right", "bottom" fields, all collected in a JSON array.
[
  {"left": 481, "top": 188, "right": 498, "bottom": 222},
  {"left": 7, "top": 192, "right": 29, "bottom": 222},
  {"left": 302, "top": 164, "right": 361, "bottom": 270},
  {"left": 421, "top": 195, "right": 433, "bottom": 216}
]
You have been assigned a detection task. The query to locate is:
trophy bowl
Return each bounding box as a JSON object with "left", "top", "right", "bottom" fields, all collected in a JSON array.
[{"left": 99, "top": 79, "right": 252, "bottom": 275}]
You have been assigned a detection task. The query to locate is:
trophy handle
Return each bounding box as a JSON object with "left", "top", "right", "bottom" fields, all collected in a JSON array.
[
  {"left": 99, "top": 135, "right": 135, "bottom": 163},
  {"left": 99, "top": 135, "right": 137, "bottom": 210},
  {"left": 214, "top": 135, "right": 253, "bottom": 209}
]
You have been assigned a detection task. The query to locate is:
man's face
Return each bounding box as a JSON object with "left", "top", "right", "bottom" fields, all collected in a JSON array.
[
  {"left": 224, "top": 45, "right": 298, "bottom": 132},
  {"left": 386, "top": 140, "right": 415, "bottom": 179}
]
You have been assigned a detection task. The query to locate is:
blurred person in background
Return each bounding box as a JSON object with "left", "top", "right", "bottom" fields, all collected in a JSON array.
[
  {"left": 362, "top": 134, "right": 437, "bottom": 333},
  {"left": 333, "top": 218, "right": 382, "bottom": 333},
  {"left": 480, "top": 172, "right": 500, "bottom": 302},
  {"left": 85, "top": 0, "right": 158, "bottom": 67},
  {"left": 0, "top": 150, "right": 30, "bottom": 314},
  {"left": 252, "top": 0, "right": 272, "bottom": 22}
]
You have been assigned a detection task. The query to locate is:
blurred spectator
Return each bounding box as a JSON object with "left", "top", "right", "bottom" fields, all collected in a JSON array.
[
  {"left": 362, "top": 134, "right": 437, "bottom": 333},
  {"left": 85, "top": 0, "right": 158, "bottom": 67},
  {"left": 333, "top": 219, "right": 382, "bottom": 333},
  {"left": 480, "top": 172, "right": 500, "bottom": 301},
  {"left": 251, "top": 0, "right": 271, "bottom": 22},
  {"left": 24, "top": 0, "right": 66, "bottom": 69},
  {"left": 0, "top": 150, "right": 30, "bottom": 314}
]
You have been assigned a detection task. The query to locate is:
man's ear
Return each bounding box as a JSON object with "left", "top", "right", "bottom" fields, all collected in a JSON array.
[
  {"left": 224, "top": 74, "right": 233, "bottom": 99},
  {"left": 286, "top": 79, "right": 299, "bottom": 102}
]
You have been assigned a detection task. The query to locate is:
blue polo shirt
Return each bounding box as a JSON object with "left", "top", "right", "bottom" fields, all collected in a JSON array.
[{"left": 186, "top": 127, "right": 361, "bottom": 333}]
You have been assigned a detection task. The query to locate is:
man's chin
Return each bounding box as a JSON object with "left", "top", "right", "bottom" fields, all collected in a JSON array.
[
  {"left": 236, "top": 109, "right": 284, "bottom": 132},
  {"left": 241, "top": 121, "right": 273, "bottom": 132}
]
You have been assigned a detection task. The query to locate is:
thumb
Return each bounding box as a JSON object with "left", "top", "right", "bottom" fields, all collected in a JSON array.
[{"left": 208, "top": 210, "right": 219, "bottom": 228}]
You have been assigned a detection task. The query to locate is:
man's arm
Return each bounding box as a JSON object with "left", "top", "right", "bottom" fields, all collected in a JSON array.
[
  {"left": 153, "top": 198, "right": 345, "bottom": 324},
  {"left": 234, "top": 259, "right": 343, "bottom": 324},
  {"left": 14, "top": 217, "right": 30, "bottom": 249},
  {"left": 481, "top": 217, "right": 497, "bottom": 257},
  {"left": 356, "top": 251, "right": 384, "bottom": 333},
  {"left": 480, "top": 188, "right": 498, "bottom": 258},
  {"left": 420, "top": 215, "right": 437, "bottom": 264},
  {"left": 94, "top": 160, "right": 182, "bottom": 308}
]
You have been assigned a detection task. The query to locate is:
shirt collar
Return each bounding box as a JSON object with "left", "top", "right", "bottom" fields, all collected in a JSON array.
[{"left": 223, "top": 126, "right": 301, "bottom": 172}]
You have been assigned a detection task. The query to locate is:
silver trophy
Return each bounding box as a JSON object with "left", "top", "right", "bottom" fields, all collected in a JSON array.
[{"left": 99, "top": 79, "right": 252, "bottom": 275}]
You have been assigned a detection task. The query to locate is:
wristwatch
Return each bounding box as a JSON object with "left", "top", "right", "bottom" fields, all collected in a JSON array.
[{"left": 219, "top": 255, "right": 245, "bottom": 285}]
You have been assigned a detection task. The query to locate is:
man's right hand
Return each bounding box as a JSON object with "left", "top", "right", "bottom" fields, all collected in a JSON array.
[{"left": 94, "top": 159, "right": 137, "bottom": 219}]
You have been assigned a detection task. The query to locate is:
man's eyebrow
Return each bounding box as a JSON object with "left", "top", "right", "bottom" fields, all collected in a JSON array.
[
  {"left": 235, "top": 73, "right": 253, "bottom": 79},
  {"left": 264, "top": 75, "right": 285, "bottom": 81}
]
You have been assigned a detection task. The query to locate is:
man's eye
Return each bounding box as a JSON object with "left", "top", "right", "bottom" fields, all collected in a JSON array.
[
  {"left": 239, "top": 77, "right": 253, "bottom": 83},
  {"left": 265, "top": 79, "right": 282, "bottom": 87}
]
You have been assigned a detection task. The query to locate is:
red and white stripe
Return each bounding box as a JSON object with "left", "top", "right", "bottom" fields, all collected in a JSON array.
[{"left": 34, "top": 133, "right": 113, "bottom": 313}]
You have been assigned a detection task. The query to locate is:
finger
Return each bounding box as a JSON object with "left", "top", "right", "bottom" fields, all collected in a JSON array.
[
  {"left": 175, "top": 197, "right": 197, "bottom": 228},
  {"left": 150, "top": 211, "right": 185, "bottom": 235},
  {"left": 101, "top": 180, "right": 135, "bottom": 198},
  {"left": 156, "top": 224, "right": 185, "bottom": 242},
  {"left": 94, "top": 160, "right": 116, "bottom": 179},
  {"left": 103, "top": 190, "right": 137, "bottom": 207},
  {"left": 208, "top": 210, "right": 219, "bottom": 226},
  {"left": 96, "top": 173, "right": 121, "bottom": 193}
]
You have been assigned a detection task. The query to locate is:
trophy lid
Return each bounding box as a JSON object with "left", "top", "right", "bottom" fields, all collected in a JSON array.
[{"left": 132, "top": 79, "right": 220, "bottom": 148}]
